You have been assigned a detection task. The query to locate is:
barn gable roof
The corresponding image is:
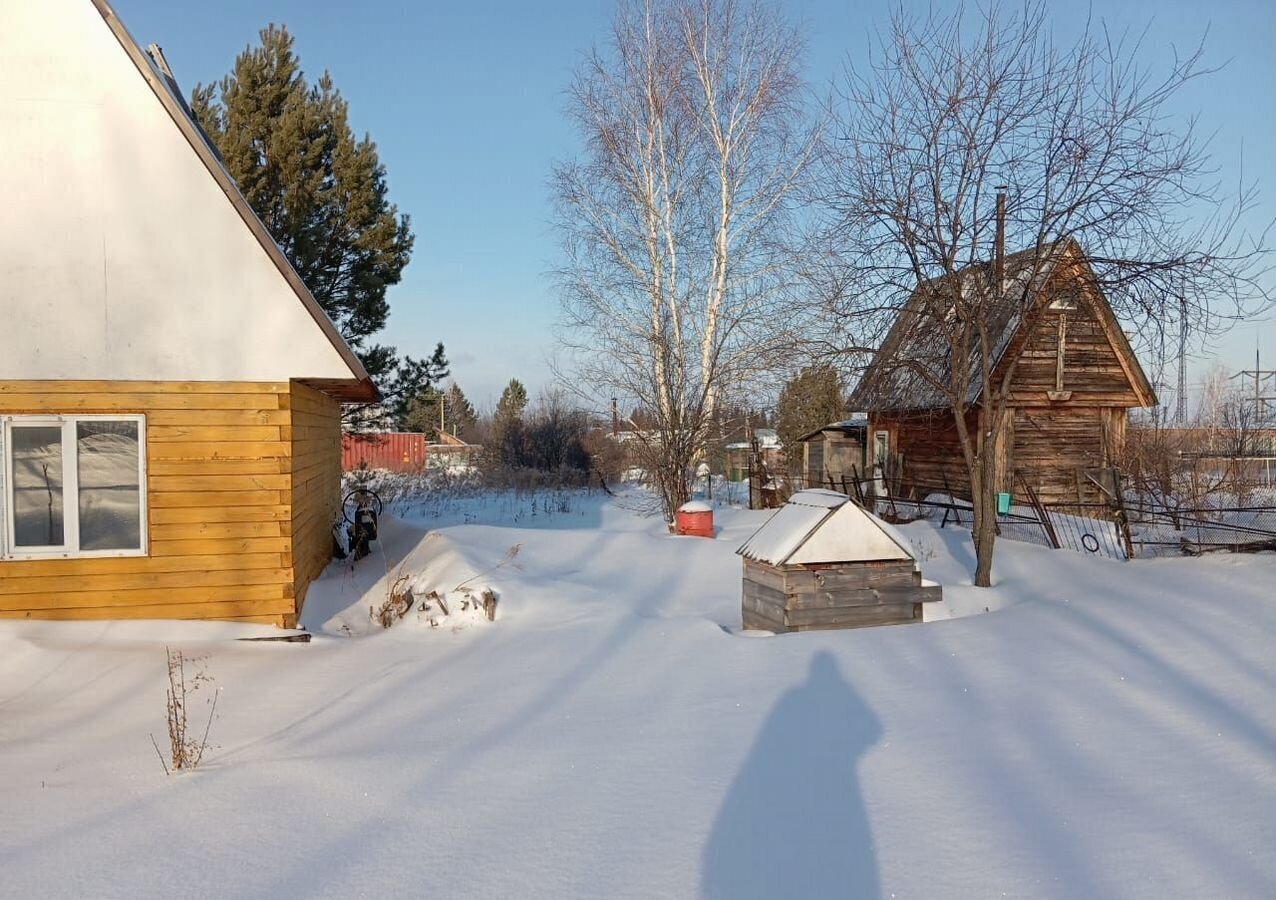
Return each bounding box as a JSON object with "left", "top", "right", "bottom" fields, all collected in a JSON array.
[
  {"left": 0, "top": 1, "right": 376, "bottom": 400},
  {"left": 847, "top": 239, "right": 1154, "bottom": 412}
]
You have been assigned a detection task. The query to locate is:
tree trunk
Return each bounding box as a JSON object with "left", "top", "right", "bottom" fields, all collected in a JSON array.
[
  {"left": 970, "top": 429, "right": 1000, "bottom": 588},
  {"left": 661, "top": 452, "right": 694, "bottom": 525}
]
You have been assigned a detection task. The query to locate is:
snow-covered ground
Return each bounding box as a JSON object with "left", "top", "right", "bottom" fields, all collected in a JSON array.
[{"left": 2, "top": 489, "right": 1274, "bottom": 899}]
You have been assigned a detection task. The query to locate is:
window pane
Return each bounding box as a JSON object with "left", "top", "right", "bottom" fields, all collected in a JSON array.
[
  {"left": 77, "top": 421, "right": 141, "bottom": 551},
  {"left": 11, "top": 426, "right": 64, "bottom": 547}
]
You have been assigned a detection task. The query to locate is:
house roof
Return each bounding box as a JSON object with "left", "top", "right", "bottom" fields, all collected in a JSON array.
[
  {"left": 725, "top": 428, "right": 783, "bottom": 451},
  {"left": 736, "top": 489, "right": 915, "bottom": 567},
  {"left": 92, "top": 0, "right": 377, "bottom": 402},
  {"left": 847, "top": 239, "right": 1154, "bottom": 412}
]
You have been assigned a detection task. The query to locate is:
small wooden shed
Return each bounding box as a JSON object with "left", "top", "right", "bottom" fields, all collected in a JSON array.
[
  {"left": 796, "top": 418, "right": 868, "bottom": 489},
  {"left": 737, "top": 490, "right": 941, "bottom": 632}
]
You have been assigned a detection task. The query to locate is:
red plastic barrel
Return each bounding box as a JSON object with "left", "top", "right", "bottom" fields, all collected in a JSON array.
[{"left": 675, "top": 501, "right": 714, "bottom": 537}]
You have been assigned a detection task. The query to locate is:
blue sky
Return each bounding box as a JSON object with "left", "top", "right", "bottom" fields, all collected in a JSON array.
[{"left": 113, "top": 0, "right": 1274, "bottom": 410}]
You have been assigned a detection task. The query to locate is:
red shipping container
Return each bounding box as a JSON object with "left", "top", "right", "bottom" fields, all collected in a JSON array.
[{"left": 342, "top": 432, "right": 428, "bottom": 473}]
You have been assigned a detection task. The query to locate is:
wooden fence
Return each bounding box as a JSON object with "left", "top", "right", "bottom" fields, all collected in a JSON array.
[{"left": 745, "top": 452, "right": 1276, "bottom": 560}]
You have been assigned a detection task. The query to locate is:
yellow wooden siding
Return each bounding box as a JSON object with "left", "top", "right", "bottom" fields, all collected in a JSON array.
[
  {"left": 285, "top": 381, "right": 342, "bottom": 621},
  {"left": 0, "top": 380, "right": 300, "bottom": 624}
]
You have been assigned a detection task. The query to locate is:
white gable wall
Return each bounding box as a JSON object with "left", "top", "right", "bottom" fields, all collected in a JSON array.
[{"left": 0, "top": 1, "right": 356, "bottom": 383}]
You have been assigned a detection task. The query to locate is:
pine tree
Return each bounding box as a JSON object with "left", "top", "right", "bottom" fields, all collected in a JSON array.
[
  {"left": 491, "top": 379, "right": 530, "bottom": 466},
  {"left": 775, "top": 366, "right": 846, "bottom": 450},
  {"left": 190, "top": 25, "right": 442, "bottom": 410},
  {"left": 495, "top": 379, "right": 529, "bottom": 421},
  {"left": 400, "top": 381, "right": 477, "bottom": 440},
  {"left": 400, "top": 387, "right": 442, "bottom": 438},
  {"left": 443, "top": 383, "right": 477, "bottom": 439}
]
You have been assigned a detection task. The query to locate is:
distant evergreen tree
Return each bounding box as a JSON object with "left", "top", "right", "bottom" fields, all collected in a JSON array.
[
  {"left": 190, "top": 25, "right": 441, "bottom": 411},
  {"left": 403, "top": 381, "right": 480, "bottom": 439},
  {"left": 443, "top": 383, "right": 478, "bottom": 439},
  {"left": 495, "top": 379, "right": 529, "bottom": 421},
  {"left": 775, "top": 366, "right": 846, "bottom": 450},
  {"left": 491, "top": 379, "right": 530, "bottom": 466},
  {"left": 400, "top": 386, "right": 442, "bottom": 437}
]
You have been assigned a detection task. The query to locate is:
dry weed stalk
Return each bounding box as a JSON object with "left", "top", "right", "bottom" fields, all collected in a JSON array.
[
  {"left": 150, "top": 647, "right": 218, "bottom": 775},
  {"left": 453, "top": 543, "right": 522, "bottom": 592},
  {"left": 371, "top": 570, "right": 415, "bottom": 628}
]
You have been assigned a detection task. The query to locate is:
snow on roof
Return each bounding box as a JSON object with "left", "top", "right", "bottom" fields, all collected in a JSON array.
[
  {"left": 737, "top": 502, "right": 831, "bottom": 566},
  {"left": 795, "top": 417, "right": 869, "bottom": 443},
  {"left": 737, "top": 489, "right": 915, "bottom": 567},
  {"left": 787, "top": 488, "right": 848, "bottom": 508},
  {"left": 754, "top": 428, "right": 782, "bottom": 449}
]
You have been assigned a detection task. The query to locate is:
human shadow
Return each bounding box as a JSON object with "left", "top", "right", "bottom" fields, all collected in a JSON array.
[{"left": 701, "top": 652, "right": 883, "bottom": 900}]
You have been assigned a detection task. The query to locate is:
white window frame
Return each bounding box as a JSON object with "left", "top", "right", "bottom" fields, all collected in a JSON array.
[
  {"left": 873, "top": 430, "right": 890, "bottom": 468},
  {"left": 1, "top": 414, "right": 148, "bottom": 560}
]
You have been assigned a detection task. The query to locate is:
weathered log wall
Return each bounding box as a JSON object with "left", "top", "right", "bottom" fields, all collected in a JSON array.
[{"left": 860, "top": 253, "right": 1147, "bottom": 507}]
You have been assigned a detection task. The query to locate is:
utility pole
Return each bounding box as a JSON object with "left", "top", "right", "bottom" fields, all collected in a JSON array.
[
  {"left": 1231, "top": 344, "right": 1276, "bottom": 423},
  {"left": 1175, "top": 296, "right": 1188, "bottom": 425}
]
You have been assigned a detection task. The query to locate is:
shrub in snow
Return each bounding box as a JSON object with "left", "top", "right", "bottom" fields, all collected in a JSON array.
[{"left": 150, "top": 648, "right": 218, "bottom": 775}]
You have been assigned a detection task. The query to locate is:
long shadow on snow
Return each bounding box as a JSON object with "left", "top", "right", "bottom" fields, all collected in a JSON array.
[
  {"left": 701, "top": 652, "right": 882, "bottom": 900},
  {"left": 880, "top": 558, "right": 1274, "bottom": 897},
  {"left": 252, "top": 564, "right": 689, "bottom": 897},
  {"left": 227, "top": 526, "right": 637, "bottom": 764},
  {"left": 926, "top": 523, "right": 977, "bottom": 577}
]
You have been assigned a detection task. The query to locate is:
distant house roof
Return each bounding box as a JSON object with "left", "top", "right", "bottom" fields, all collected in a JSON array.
[
  {"left": 754, "top": 428, "right": 781, "bottom": 449},
  {"left": 430, "top": 432, "right": 480, "bottom": 450},
  {"left": 847, "top": 239, "right": 1154, "bottom": 412},
  {"left": 724, "top": 428, "right": 782, "bottom": 452}
]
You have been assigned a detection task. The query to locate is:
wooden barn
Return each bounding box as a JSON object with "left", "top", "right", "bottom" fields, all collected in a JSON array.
[
  {"left": 848, "top": 239, "right": 1156, "bottom": 505},
  {"left": 0, "top": 0, "right": 376, "bottom": 626},
  {"left": 737, "top": 490, "right": 941, "bottom": 632}
]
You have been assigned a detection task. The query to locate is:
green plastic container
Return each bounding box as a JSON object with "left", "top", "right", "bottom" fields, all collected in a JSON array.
[{"left": 996, "top": 492, "right": 1012, "bottom": 515}]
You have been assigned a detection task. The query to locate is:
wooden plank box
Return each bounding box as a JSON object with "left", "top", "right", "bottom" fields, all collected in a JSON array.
[{"left": 741, "top": 557, "right": 941, "bottom": 633}]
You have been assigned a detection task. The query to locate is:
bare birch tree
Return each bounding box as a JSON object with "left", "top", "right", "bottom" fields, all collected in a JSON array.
[
  {"left": 552, "top": 0, "right": 815, "bottom": 520},
  {"left": 815, "top": 3, "right": 1271, "bottom": 585}
]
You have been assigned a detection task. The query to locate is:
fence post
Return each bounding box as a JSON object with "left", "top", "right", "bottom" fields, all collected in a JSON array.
[
  {"left": 849, "top": 464, "right": 865, "bottom": 507},
  {"left": 1019, "top": 474, "right": 1061, "bottom": 550},
  {"left": 1111, "top": 469, "right": 1136, "bottom": 560}
]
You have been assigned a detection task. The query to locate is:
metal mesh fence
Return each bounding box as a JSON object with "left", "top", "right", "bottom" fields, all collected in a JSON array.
[{"left": 746, "top": 459, "right": 1275, "bottom": 560}]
